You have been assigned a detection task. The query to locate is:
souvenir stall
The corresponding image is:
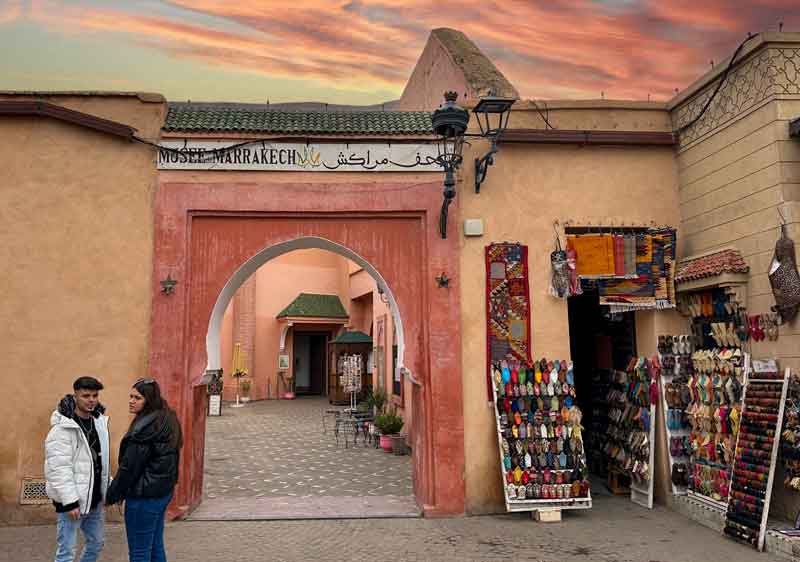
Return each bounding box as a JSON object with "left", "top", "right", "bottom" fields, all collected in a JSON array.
[
  {"left": 671, "top": 251, "right": 751, "bottom": 510},
  {"left": 487, "top": 243, "right": 591, "bottom": 519},
  {"left": 557, "top": 225, "right": 675, "bottom": 507},
  {"left": 327, "top": 331, "right": 371, "bottom": 405}
]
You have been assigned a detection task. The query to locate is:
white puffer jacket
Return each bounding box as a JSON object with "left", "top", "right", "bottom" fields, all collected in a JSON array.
[{"left": 44, "top": 409, "right": 110, "bottom": 514}]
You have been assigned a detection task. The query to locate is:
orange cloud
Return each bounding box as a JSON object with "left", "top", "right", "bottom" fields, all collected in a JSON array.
[{"left": 0, "top": 0, "right": 23, "bottom": 24}]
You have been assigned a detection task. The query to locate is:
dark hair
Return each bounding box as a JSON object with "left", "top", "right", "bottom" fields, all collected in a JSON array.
[
  {"left": 133, "top": 378, "right": 167, "bottom": 416},
  {"left": 73, "top": 376, "right": 103, "bottom": 392},
  {"left": 131, "top": 378, "right": 182, "bottom": 449}
]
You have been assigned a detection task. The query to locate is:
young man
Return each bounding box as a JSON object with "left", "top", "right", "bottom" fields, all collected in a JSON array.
[{"left": 45, "top": 376, "right": 110, "bottom": 562}]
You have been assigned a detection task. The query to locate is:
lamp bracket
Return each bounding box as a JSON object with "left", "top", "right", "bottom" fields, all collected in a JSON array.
[{"left": 475, "top": 136, "right": 499, "bottom": 194}]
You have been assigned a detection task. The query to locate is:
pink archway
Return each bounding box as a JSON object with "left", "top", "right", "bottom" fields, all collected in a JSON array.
[{"left": 149, "top": 177, "right": 465, "bottom": 517}]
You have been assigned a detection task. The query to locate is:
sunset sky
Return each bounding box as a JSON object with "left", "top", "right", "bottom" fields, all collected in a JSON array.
[{"left": 1, "top": 1, "right": 798, "bottom": 105}]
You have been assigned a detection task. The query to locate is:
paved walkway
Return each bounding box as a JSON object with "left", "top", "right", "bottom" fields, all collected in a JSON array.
[
  {"left": 2, "top": 494, "right": 779, "bottom": 562},
  {"left": 193, "top": 397, "right": 415, "bottom": 519}
]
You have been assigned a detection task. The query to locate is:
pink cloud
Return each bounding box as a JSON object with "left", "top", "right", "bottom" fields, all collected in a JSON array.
[{"left": 19, "top": 0, "right": 800, "bottom": 101}]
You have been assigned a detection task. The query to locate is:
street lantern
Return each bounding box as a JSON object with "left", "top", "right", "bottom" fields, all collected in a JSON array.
[
  {"left": 473, "top": 96, "right": 516, "bottom": 193},
  {"left": 431, "top": 91, "right": 469, "bottom": 239}
]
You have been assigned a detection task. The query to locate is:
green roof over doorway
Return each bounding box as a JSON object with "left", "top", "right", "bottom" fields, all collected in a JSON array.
[
  {"left": 330, "top": 331, "right": 372, "bottom": 344},
  {"left": 276, "top": 293, "right": 348, "bottom": 319}
]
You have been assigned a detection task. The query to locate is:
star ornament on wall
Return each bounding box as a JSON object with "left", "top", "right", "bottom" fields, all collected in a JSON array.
[{"left": 160, "top": 274, "right": 177, "bottom": 295}]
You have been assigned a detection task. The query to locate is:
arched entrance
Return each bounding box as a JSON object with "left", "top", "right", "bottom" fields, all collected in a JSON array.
[
  {"left": 148, "top": 178, "right": 464, "bottom": 518},
  {"left": 206, "top": 236, "right": 414, "bottom": 386}
]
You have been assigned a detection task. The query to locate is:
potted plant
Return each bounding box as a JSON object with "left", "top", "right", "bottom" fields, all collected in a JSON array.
[
  {"left": 366, "top": 387, "right": 388, "bottom": 416},
  {"left": 374, "top": 408, "right": 404, "bottom": 452},
  {"left": 239, "top": 378, "right": 251, "bottom": 403}
]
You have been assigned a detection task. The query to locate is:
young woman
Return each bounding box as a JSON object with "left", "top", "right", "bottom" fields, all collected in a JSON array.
[{"left": 106, "top": 378, "right": 182, "bottom": 562}]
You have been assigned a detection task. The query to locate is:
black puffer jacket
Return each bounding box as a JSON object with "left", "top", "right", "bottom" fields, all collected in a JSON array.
[{"left": 106, "top": 409, "right": 182, "bottom": 504}]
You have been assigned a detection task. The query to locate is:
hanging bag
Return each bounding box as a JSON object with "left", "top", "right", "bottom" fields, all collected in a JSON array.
[{"left": 769, "top": 221, "right": 800, "bottom": 322}]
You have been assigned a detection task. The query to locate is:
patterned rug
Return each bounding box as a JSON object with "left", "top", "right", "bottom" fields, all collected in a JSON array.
[
  {"left": 596, "top": 228, "right": 677, "bottom": 311},
  {"left": 485, "top": 243, "right": 532, "bottom": 400}
]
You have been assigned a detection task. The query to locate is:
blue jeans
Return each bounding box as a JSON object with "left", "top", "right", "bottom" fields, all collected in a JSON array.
[
  {"left": 124, "top": 495, "right": 172, "bottom": 562},
  {"left": 54, "top": 506, "right": 104, "bottom": 562}
]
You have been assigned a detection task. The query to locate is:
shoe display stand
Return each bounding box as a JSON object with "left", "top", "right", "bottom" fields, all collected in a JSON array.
[
  {"left": 684, "top": 349, "right": 746, "bottom": 511},
  {"left": 658, "top": 335, "right": 694, "bottom": 495},
  {"left": 491, "top": 358, "right": 592, "bottom": 516},
  {"left": 779, "top": 371, "right": 800, "bottom": 495},
  {"left": 629, "top": 402, "right": 656, "bottom": 509},
  {"left": 630, "top": 358, "right": 657, "bottom": 510},
  {"left": 723, "top": 362, "right": 789, "bottom": 551},
  {"left": 681, "top": 287, "right": 747, "bottom": 510},
  {"left": 603, "top": 358, "right": 657, "bottom": 509}
]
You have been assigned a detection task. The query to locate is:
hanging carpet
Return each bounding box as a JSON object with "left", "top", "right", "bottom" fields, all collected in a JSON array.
[{"left": 486, "top": 243, "right": 532, "bottom": 400}]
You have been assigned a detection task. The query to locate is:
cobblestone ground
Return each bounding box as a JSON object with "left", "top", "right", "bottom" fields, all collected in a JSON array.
[
  {"left": 194, "top": 397, "right": 415, "bottom": 518},
  {"left": 2, "top": 495, "right": 778, "bottom": 562}
]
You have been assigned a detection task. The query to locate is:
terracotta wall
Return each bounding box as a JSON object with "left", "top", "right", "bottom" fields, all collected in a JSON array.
[
  {"left": 669, "top": 34, "right": 800, "bottom": 520},
  {"left": 350, "top": 268, "right": 413, "bottom": 430},
  {"left": 0, "top": 94, "right": 165, "bottom": 524},
  {"left": 456, "top": 104, "right": 681, "bottom": 513},
  {"left": 217, "top": 251, "right": 414, "bottom": 432},
  {"left": 218, "top": 249, "right": 351, "bottom": 401}
]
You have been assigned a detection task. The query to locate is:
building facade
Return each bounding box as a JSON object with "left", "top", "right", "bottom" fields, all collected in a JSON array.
[{"left": 2, "top": 29, "right": 800, "bottom": 546}]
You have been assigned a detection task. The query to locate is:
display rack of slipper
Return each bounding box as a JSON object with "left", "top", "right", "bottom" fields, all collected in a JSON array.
[
  {"left": 629, "top": 357, "right": 657, "bottom": 509},
  {"left": 683, "top": 287, "right": 750, "bottom": 352},
  {"left": 685, "top": 348, "right": 746, "bottom": 510},
  {"left": 779, "top": 371, "right": 800, "bottom": 501},
  {"left": 602, "top": 357, "right": 657, "bottom": 509},
  {"left": 723, "top": 360, "right": 789, "bottom": 551},
  {"left": 491, "top": 358, "right": 592, "bottom": 513},
  {"left": 658, "top": 334, "right": 694, "bottom": 495}
]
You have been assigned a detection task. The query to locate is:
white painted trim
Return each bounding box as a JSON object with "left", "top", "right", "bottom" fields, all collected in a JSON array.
[
  {"left": 205, "top": 236, "right": 419, "bottom": 386},
  {"left": 279, "top": 322, "right": 293, "bottom": 353}
]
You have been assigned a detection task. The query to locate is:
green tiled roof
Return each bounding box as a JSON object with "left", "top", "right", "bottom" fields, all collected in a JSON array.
[
  {"left": 163, "top": 103, "right": 433, "bottom": 135},
  {"left": 277, "top": 293, "right": 348, "bottom": 319},
  {"left": 330, "top": 331, "right": 372, "bottom": 344}
]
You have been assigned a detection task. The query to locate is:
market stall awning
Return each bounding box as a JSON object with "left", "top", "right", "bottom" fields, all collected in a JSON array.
[
  {"left": 675, "top": 248, "right": 749, "bottom": 291},
  {"left": 330, "top": 331, "right": 372, "bottom": 345}
]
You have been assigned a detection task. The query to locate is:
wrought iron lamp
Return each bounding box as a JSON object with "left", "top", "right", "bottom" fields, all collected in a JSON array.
[
  {"left": 431, "top": 91, "right": 470, "bottom": 239},
  {"left": 472, "top": 96, "right": 516, "bottom": 193}
]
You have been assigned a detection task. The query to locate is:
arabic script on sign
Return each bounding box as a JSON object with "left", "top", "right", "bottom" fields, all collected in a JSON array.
[{"left": 157, "top": 141, "right": 441, "bottom": 172}]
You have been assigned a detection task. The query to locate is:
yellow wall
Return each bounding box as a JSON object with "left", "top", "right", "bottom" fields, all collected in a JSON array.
[
  {"left": 669, "top": 36, "right": 800, "bottom": 519},
  {"left": 350, "top": 268, "right": 413, "bottom": 428},
  {"left": 457, "top": 106, "right": 681, "bottom": 513},
  {"left": 0, "top": 94, "right": 165, "bottom": 523}
]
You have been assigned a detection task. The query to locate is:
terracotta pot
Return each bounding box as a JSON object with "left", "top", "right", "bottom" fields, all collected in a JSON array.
[
  {"left": 379, "top": 434, "right": 393, "bottom": 452},
  {"left": 390, "top": 434, "right": 407, "bottom": 455}
]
